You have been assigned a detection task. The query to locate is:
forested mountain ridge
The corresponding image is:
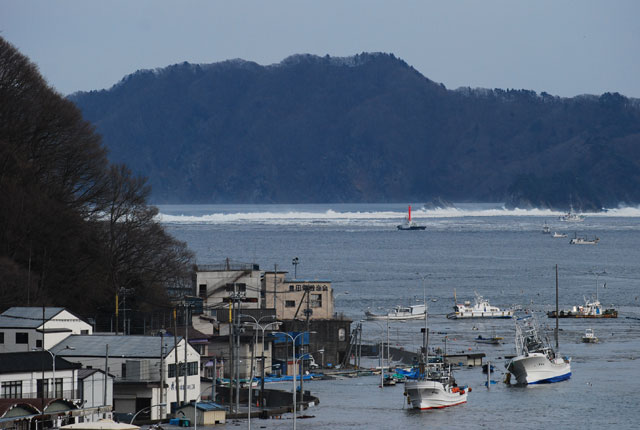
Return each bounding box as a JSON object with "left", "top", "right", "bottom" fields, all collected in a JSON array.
[{"left": 70, "top": 53, "right": 640, "bottom": 210}]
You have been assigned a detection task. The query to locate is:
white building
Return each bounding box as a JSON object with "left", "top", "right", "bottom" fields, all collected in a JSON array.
[
  {"left": 195, "top": 262, "right": 262, "bottom": 309},
  {"left": 52, "top": 334, "right": 200, "bottom": 420},
  {"left": 0, "top": 307, "right": 92, "bottom": 353}
]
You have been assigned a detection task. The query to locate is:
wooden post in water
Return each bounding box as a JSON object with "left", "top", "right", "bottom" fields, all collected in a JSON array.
[{"left": 555, "top": 264, "right": 559, "bottom": 349}]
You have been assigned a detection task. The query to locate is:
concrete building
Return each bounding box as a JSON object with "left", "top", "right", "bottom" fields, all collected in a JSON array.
[
  {"left": 0, "top": 307, "right": 92, "bottom": 353},
  {"left": 263, "top": 273, "right": 335, "bottom": 320},
  {"left": 194, "top": 261, "right": 262, "bottom": 310},
  {"left": 51, "top": 334, "right": 200, "bottom": 420}
]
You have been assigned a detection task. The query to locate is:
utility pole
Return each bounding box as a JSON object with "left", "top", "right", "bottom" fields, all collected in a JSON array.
[
  {"left": 555, "top": 264, "right": 559, "bottom": 349},
  {"left": 183, "top": 303, "right": 189, "bottom": 406},
  {"left": 160, "top": 330, "right": 165, "bottom": 420},
  {"left": 301, "top": 287, "right": 311, "bottom": 398},
  {"left": 173, "top": 308, "right": 180, "bottom": 407},
  {"left": 273, "top": 264, "right": 277, "bottom": 310},
  {"left": 104, "top": 344, "right": 109, "bottom": 407}
]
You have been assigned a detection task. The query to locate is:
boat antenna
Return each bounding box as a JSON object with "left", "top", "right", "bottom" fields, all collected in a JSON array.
[{"left": 555, "top": 264, "right": 559, "bottom": 349}]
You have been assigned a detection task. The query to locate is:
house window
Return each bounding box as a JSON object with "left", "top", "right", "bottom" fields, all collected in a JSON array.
[
  {"left": 199, "top": 284, "right": 207, "bottom": 298},
  {"left": 0, "top": 332, "right": 4, "bottom": 344},
  {"left": 122, "top": 363, "right": 127, "bottom": 378},
  {"left": 311, "top": 294, "right": 322, "bottom": 308},
  {"left": 81, "top": 330, "right": 89, "bottom": 334},
  {"left": 285, "top": 301, "right": 296, "bottom": 308},
  {"left": 53, "top": 378, "right": 62, "bottom": 397},
  {"left": 36, "top": 339, "right": 42, "bottom": 348},
  {"left": 289, "top": 285, "right": 294, "bottom": 291},
  {"left": 1, "top": 381, "right": 22, "bottom": 398},
  {"left": 295, "top": 285, "right": 302, "bottom": 291},
  {"left": 168, "top": 364, "right": 176, "bottom": 378},
  {"left": 36, "top": 379, "right": 49, "bottom": 398},
  {"left": 188, "top": 362, "right": 198, "bottom": 376},
  {"left": 15, "top": 332, "right": 28, "bottom": 344}
]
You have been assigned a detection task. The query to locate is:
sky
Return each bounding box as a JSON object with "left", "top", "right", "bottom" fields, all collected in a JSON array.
[{"left": 1, "top": 0, "right": 639, "bottom": 97}]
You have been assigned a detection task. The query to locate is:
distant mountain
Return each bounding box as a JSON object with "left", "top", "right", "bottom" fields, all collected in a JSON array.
[{"left": 69, "top": 53, "right": 640, "bottom": 211}]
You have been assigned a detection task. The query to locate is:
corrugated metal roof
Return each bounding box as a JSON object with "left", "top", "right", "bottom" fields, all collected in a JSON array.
[
  {"left": 50, "top": 334, "right": 183, "bottom": 358},
  {"left": 179, "top": 401, "right": 225, "bottom": 411},
  {"left": 0, "top": 307, "right": 65, "bottom": 328}
]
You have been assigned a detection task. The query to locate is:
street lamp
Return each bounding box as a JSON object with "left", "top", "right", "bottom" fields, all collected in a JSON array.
[
  {"left": 35, "top": 346, "right": 75, "bottom": 398},
  {"left": 129, "top": 403, "right": 166, "bottom": 424},
  {"left": 292, "top": 257, "right": 299, "bottom": 279},
  {"left": 239, "top": 314, "right": 280, "bottom": 430},
  {"left": 276, "top": 331, "right": 315, "bottom": 430}
]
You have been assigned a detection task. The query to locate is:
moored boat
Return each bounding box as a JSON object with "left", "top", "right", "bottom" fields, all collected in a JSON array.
[
  {"left": 447, "top": 291, "right": 514, "bottom": 319},
  {"left": 404, "top": 363, "right": 468, "bottom": 410},
  {"left": 552, "top": 232, "right": 567, "bottom": 238},
  {"left": 569, "top": 234, "right": 599, "bottom": 245},
  {"left": 559, "top": 207, "right": 585, "bottom": 222},
  {"left": 474, "top": 334, "right": 503, "bottom": 345},
  {"left": 547, "top": 297, "right": 617, "bottom": 318},
  {"left": 365, "top": 303, "right": 427, "bottom": 321}
]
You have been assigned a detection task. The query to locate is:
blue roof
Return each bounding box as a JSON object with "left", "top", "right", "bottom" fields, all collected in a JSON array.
[
  {"left": 0, "top": 307, "right": 66, "bottom": 328},
  {"left": 186, "top": 401, "right": 225, "bottom": 411}
]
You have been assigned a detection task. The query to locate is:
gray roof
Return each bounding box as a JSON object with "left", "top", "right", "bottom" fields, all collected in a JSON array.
[
  {"left": 0, "top": 307, "right": 65, "bottom": 328},
  {"left": 51, "top": 334, "right": 184, "bottom": 358}
]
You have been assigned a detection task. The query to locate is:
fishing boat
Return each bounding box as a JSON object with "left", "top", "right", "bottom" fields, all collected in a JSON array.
[
  {"left": 559, "top": 207, "right": 585, "bottom": 222},
  {"left": 547, "top": 278, "right": 617, "bottom": 318},
  {"left": 446, "top": 291, "right": 515, "bottom": 319},
  {"left": 397, "top": 205, "right": 426, "bottom": 230},
  {"left": 547, "top": 297, "right": 617, "bottom": 318},
  {"left": 552, "top": 232, "right": 567, "bottom": 238},
  {"left": 569, "top": 234, "right": 599, "bottom": 245},
  {"left": 404, "top": 362, "right": 468, "bottom": 410},
  {"left": 365, "top": 304, "right": 426, "bottom": 321},
  {"left": 504, "top": 314, "right": 572, "bottom": 385},
  {"left": 542, "top": 223, "right": 551, "bottom": 234},
  {"left": 581, "top": 328, "right": 599, "bottom": 343}
]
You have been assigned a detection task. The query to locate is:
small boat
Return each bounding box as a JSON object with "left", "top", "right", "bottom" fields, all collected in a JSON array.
[
  {"left": 365, "top": 304, "right": 427, "bottom": 321},
  {"left": 559, "top": 207, "right": 585, "bottom": 222},
  {"left": 505, "top": 314, "right": 571, "bottom": 385},
  {"left": 542, "top": 223, "right": 551, "bottom": 234},
  {"left": 447, "top": 291, "right": 515, "bottom": 319},
  {"left": 474, "top": 334, "right": 503, "bottom": 345},
  {"left": 397, "top": 205, "right": 426, "bottom": 230},
  {"left": 404, "top": 361, "right": 468, "bottom": 410},
  {"left": 569, "top": 234, "right": 599, "bottom": 245},
  {"left": 383, "top": 375, "right": 397, "bottom": 386},
  {"left": 552, "top": 232, "right": 567, "bottom": 238},
  {"left": 581, "top": 328, "right": 599, "bottom": 343}
]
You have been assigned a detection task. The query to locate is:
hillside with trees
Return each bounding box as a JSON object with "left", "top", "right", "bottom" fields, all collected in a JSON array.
[
  {"left": 0, "top": 37, "right": 193, "bottom": 329},
  {"left": 69, "top": 53, "right": 640, "bottom": 211}
]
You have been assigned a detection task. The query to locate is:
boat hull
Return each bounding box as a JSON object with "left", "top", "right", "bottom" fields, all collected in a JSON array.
[
  {"left": 404, "top": 380, "right": 467, "bottom": 410},
  {"left": 365, "top": 311, "right": 426, "bottom": 321},
  {"left": 506, "top": 353, "right": 571, "bottom": 385},
  {"left": 447, "top": 311, "right": 514, "bottom": 319},
  {"left": 547, "top": 310, "right": 617, "bottom": 318}
]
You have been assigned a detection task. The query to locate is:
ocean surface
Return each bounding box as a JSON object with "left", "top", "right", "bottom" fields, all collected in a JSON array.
[{"left": 158, "top": 203, "right": 640, "bottom": 429}]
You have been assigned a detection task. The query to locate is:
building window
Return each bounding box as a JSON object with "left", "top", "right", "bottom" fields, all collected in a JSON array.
[
  {"left": 199, "top": 284, "right": 207, "bottom": 298},
  {"left": 15, "top": 332, "right": 28, "bottom": 344},
  {"left": 122, "top": 363, "right": 127, "bottom": 378},
  {"left": 285, "top": 301, "right": 296, "bottom": 308},
  {"left": 0, "top": 332, "right": 4, "bottom": 344},
  {"left": 81, "top": 330, "right": 89, "bottom": 334},
  {"left": 36, "top": 339, "right": 42, "bottom": 348},
  {"left": 1, "top": 381, "right": 22, "bottom": 398},
  {"left": 295, "top": 285, "right": 302, "bottom": 291},
  {"left": 289, "top": 285, "right": 294, "bottom": 291},
  {"left": 188, "top": 362, "right": 198, "bottom": 376},
  {"left": 311, "top": 294, "right": 322, "bottom": 308},
  {"left": 36, "top": 379, "right": 49, "bottom": 398},
  {"left": 54, "top": 378, "right": 62, "bottom": 397},
  {"left": 168, "top": 364, "right": 176, "bottom": 378}
]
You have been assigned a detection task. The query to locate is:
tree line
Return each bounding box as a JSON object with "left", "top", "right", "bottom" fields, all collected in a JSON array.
[{"left": 0, "top": 37, "right": 194, "bottom": 325}]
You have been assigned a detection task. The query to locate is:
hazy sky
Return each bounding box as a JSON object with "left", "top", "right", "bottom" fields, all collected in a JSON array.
[{"left": 1, "top": 0, "right": 639, "bottom": 97}]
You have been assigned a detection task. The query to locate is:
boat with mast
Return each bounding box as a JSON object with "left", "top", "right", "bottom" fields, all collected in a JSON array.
[
  {"left": 365, "top": 303, "right": 427, "bottom": 321},
  {"left": 505, "top": 265, "right": 571, "bottom": 385},
  {"left": 447, "top": 290, "right": 515, "bottom": 319},
  {"left": 397, "top": 205, "right": 426, "bottom": 230},
  {"left": 404, "top": 291, "right": 469, "bottom": 409},
  {"left": 547, "top": 276, "right": 617, "bottom": 318}
]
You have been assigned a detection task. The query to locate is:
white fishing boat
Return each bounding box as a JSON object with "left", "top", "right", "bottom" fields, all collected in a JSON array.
[
  {"left": 404, "top": 362, "right": 468, "bottom": 410},
  {"left": 547, "top": 280, "right": 618, "bottom": 319},
  {"left": 505, "top": 314, "right": 571, "bottom": 385},
  {"left": 446, "top": 291, "right": 514, "bottom": 319},
  {"left": 542, "top": 223, "right": 551, "bottom": 234},
  {"left": 569, "top": 234, "right": 599, "bottom": 245},
  {"left": 397, "top": 205, "right": 426, "bottom": 230},
  {"left": 559, "top": 207, "right": 585, "bottom": 222},
  {"left": 365, "top": 304, "right": 426, "bottom": 320},
  {"left": 552, "top": 232, "right": 567, "bottom": 238},
  {"left": 581, "top": 328, "right": 599, "bottom": 343}
]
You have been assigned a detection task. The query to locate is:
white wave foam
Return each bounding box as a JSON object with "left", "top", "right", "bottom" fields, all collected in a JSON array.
[{"left": 155, "top": 204, "right": 640, "bottom": 225}]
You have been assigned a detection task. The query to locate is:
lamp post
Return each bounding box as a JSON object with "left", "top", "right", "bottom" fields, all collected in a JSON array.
[
  {"left": 292, "top": 257, "right": 299, "bottom": 279},
  {"left": 276, "top": 331, "right": 314, "bottom": 430},
  {"left": 36, "top": 346, "right": 75, "bottom": 398},
  {"left": 129, "top": 403, "right": 166, "bottom": 424},
  {"left": 238, "top": 314, "right": 280, "bottom": 429}
]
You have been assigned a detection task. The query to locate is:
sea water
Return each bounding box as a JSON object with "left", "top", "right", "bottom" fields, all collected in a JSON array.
[{"left": 158, "top": 203, "right": 640, "bottom": 429}]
